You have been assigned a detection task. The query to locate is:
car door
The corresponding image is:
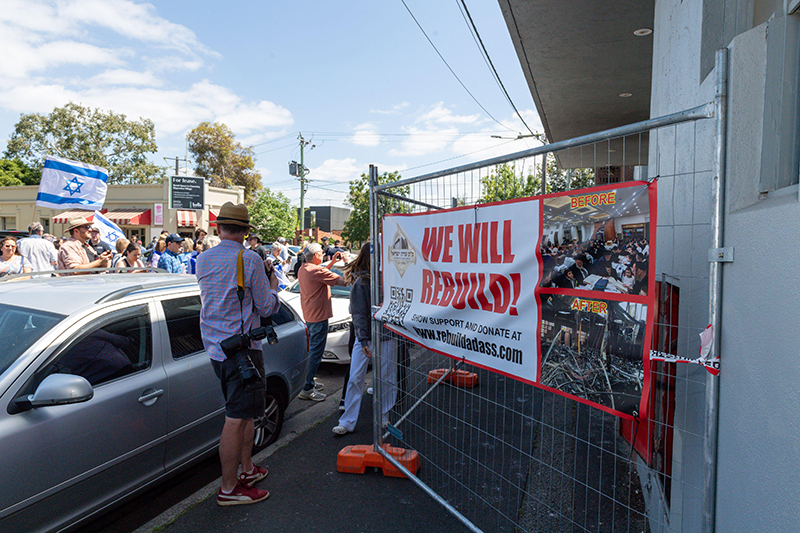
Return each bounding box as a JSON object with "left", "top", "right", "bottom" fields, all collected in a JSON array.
[
  {"left": 0, "top": 302, "right": 168, "bottom": 533},
  {"left": 157, "top": 293, "right": 225, "bottom": 472}
]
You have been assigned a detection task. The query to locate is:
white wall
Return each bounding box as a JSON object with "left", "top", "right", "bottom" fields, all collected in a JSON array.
[{"left": 651, "top": 1, "right": 800, "bottom": 531}]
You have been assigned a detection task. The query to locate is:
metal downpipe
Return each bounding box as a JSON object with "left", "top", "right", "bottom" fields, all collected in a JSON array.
[{"left": 702, "top": 47, "right": 728, "bottom": 533}]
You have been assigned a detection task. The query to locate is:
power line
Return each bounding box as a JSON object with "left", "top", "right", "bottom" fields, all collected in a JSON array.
[
  {"left": 399, "top": 0, "right": 516, "bottom": 133},
  {"left": 456, "top": 0, "right": 534, "bottom": 135},
  {"left": 250, "top": 132, "right": 300, "bottom": 148},
  {"left": 254, "top": 142, "right": 298, "bottom": 155},
  {"left": 402, "top": 138, "right": 517, "bottom": 172}
]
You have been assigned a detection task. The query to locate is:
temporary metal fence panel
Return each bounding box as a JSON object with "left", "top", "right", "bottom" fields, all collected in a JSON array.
[{"left": 366, "top": 69, "right": 725, "bottom": 532}]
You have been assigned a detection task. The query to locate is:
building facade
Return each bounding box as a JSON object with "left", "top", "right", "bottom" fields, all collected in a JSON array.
[
  {"left": 500, "top": 0, "right": 799, "bottom": 531},
  {"left": 297, "top": 205, "right": 350, "bottom": 233},
  {"left": 0, "top": 180, "right": 243, "bottom": 243}
]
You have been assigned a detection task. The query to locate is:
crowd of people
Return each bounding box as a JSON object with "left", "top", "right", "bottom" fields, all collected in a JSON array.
[
  {"left": 540, "top": 236, "right": 650, "bottom": 295},
  {"left": 0, "top": 218, "right": 304, "bottom": 279}
]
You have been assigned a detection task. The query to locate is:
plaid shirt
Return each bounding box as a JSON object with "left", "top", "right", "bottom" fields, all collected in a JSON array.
[
  {"left": 158, "top": 249, "right": 184, "bottom": 274},
  {"left": 196, "top": 239, "right": 280, "bottom": 361}
]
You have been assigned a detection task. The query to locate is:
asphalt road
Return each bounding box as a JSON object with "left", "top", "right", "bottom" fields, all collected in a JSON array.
[{"left": 81, "top": 363, "right": 351, "bottom": 533}]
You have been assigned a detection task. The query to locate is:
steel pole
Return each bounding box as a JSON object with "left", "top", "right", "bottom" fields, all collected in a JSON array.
[
  {"left": 299, "top": 134, "right": 305, "bottom": 233},
  {"left": 375, "top": 102, "right": 714, "bottom": 193},
  {"left": 368, "top": 165, "right": 384, "bottom": 449},
  {"left": 702, "top": 47, "right": 728, "bottom": 533}
]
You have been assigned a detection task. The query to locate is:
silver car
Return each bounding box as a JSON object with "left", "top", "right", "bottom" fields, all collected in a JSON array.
[{"left": 0, "top": 274, "right": 308, "bottom": 533}]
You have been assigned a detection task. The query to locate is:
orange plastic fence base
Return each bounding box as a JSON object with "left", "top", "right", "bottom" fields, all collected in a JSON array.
[
  {"left": 337, "top": 443, "right": 420, "bottom": 478},
  {"left": 426, "top": 368, "right": 479, "bottom": 388}
]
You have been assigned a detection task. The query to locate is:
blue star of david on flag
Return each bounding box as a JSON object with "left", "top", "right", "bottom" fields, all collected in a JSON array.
[
  {"left": 91, "top": 211, "right": 125, "bottom": 246},
  {"left": 63, "top": 176, "right": 85, "bottom": 196},
  {"left": 35, "top": 155, "right": 108, "bottom": 210}
]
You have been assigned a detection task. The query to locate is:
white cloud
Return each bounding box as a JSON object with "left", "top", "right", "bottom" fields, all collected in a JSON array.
[
  {"left": 388, "top": 126, "right": 460, "bottom": 157},
  {"left": 85, "top": 69, "right": 163, "bottom": 87},
  {"left": 0, "top": 34, "right": 125, "bottom": 78},
  {"left": 0, "top": 80, "right": 293, "bottom": 137},
  {"left": 0, "top": 0, "right": 213, "bottom": 55},
  {"left": 310, "top": 158, "right": 362, "bottom": 183},
  {"left": 216, "top": 100, "right": 294, "bottom": 133},
  {"left": 417, "top": 103, "right": 480, "bottom": 125},
  {"left": 351, "top": 123, "right": 380, "bottom": 147},
  {"left": 370, "top": 102, "right": 409, "bottom": 115},
  {"left": 0, "top": 0, "right": 216, "bottom": 81},
  {"left": 145, "top": 56, "right": 204, "bottom": 72}
]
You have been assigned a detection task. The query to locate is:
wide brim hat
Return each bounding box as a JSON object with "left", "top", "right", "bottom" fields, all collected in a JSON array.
[
  {"left": 215, "top": 202, "right": 256, "bottom": 229},
  {"left": 64, "top": 216, "right": 93, "bottom": 233}
]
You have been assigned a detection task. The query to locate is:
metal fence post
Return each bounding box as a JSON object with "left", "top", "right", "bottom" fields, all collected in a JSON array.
[
  {"left": 702, "top": 47, "right": 729, "bottom": 533},
  {"left": 368, "top": 164, "right": 384, "bottom": 449}
]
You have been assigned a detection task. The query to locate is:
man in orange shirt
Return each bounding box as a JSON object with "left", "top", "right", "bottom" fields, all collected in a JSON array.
[{"left": 297, "top": 242, "right": 346, "bottom": 401}]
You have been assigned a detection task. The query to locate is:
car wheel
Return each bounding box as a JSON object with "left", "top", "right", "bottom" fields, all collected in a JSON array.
[{"left": 253, "top": 390, "right": 286, "bottom": 450}]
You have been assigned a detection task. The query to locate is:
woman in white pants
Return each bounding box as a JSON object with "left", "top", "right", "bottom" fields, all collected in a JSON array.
[{"left": 333, "top": 243, "right": 396, "bottom": 434}]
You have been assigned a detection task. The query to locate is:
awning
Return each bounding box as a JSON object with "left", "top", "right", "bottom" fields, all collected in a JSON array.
[
  {"left": 177, "top": 210, "right": 197, "bottom": 228},
  {"left": 208, "top": 208, "right": 219, "bottom": 225},
  {"left": 52, "top": 210, "right": 96, "bottom": 224},
  {"left": 104, "top": 209, "right": 151, "bottom": 226}
]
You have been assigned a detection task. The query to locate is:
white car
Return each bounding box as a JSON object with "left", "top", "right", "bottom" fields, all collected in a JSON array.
[{"left": 278, "top": 262, "right": 352, "bottom": 364}]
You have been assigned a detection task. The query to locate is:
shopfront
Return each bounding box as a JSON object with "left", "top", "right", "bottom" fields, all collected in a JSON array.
[{"left": 0, "top": 179, "right": 242, "bottom": 243}]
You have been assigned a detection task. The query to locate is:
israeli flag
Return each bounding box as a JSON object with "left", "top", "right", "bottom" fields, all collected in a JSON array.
[
  {"left": 92, "top": 211, "right": 125, "bottom": 246},
  {"left": 35, "top": 155, "right": 108, "bottom": 210}
]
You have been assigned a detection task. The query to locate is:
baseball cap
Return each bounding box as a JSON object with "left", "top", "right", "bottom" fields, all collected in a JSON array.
[
  {"left": 165, "top": 233, "right": 184, "bottom": 244},
  {"left": 278, "top": 237, "right": 286, "bottom": 243}
]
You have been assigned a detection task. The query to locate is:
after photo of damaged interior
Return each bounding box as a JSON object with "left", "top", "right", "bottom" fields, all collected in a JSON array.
[{"left": 539, "top": 294, "right": 647, "bottom": 415}]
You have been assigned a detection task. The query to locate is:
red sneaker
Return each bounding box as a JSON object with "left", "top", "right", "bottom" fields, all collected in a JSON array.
[
  {"left": 217, "top": 481, "right": 270, "bottom": 506},
  {"left": 239, "top": 464, "right": 268, "bottom": 486}
]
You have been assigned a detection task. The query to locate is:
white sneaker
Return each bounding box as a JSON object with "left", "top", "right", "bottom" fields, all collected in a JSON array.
[
  {"left": 332, "top": 425, "right": 350, "bottom": 435},
  {"left": 298, "top": 389, "right": 327, "bottom": 401},
  {"left": 366, "top": 387, "right": 373, "bottom": 395}
]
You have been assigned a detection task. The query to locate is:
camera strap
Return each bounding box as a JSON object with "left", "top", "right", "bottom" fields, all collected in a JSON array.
[{"left": 236, "top": 249, "right": 245, "bottom": 335}]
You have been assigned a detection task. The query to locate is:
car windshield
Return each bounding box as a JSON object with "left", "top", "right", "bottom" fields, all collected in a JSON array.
[
  {"left": 0, "top": 303, "right": 66, "bottom": 376},
  {"left": 288, "top": 266, "right": 349, "bottom": 297}
]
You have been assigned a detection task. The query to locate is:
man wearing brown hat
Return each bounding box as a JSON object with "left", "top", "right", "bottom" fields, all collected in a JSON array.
[
  {"left": 57, "top": 216, "right": 113, "bottom": 273},
  {"left": 195, "top": 202, "right": 280, "bottom": 506}
]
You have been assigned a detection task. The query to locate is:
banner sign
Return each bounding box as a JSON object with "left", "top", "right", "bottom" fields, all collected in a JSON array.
[
  {"left": 376, "top": 181, "right": 657, "bottom": 419},
  {"left": 170, "top": 176, "right": 204, "bottom": 209}
]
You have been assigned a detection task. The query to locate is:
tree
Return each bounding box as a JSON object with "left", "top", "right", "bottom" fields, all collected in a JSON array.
[
  {"left": 187, "top": 122, "right": 262, "bottom": 203},
  {"left": 478, "top": 162, "right": 541, "bottom": 203},
  {"left": 3, "top": 102, "right": 165, "bottom": 185},
  {"left": 478, "top": 157, "right": 596, "bottom": 203},
  {"left": 545, "top": 160, "right": 595, "bottom": 192},
  {"left": 342, "top": 170, "right": 409, "bottom": 246},
  {"left": 248, "top": 188, "right": 296, "bottom": 242},
  {"left": 0, "top": 158, "right": 38, "bottom": 187}
]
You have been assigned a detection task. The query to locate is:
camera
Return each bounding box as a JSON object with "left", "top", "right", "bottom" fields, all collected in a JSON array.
[{"left": 220, "top": 326, "right": 277, "bottom": 390}]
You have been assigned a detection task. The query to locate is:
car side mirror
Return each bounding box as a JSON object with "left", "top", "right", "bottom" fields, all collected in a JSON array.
[{"left": 13, "top": 374, "right": 94, "bottom": 413}]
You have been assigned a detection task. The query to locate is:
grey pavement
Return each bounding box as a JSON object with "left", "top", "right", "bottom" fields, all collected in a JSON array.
[{"left": 135, "top": 382, "right": 469, "bottom": 533}]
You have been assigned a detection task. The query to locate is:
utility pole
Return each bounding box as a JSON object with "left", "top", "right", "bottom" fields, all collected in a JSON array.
[
  {"left": 293, "top": 134, "right": 314, "bottom": 232},
  {"left": 164, "top": 156, "right": 190, "bottom": 175}
]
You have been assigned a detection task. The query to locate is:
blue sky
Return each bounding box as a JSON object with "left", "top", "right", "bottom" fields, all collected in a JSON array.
[{"left": 0, "top": 0, "right": 544, "bottom": 208}]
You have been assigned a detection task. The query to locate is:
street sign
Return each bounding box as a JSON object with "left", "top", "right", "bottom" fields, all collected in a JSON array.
[{"left": 171, "top": 176, "right": 204, "bottom": 210}]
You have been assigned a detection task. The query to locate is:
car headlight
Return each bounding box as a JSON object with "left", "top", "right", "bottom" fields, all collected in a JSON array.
[{"left": 328, "top": 321, "right": 351, "bottom": 333}]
